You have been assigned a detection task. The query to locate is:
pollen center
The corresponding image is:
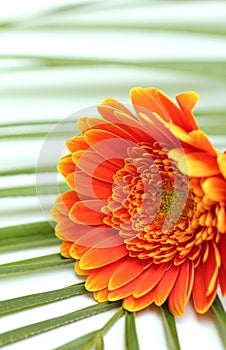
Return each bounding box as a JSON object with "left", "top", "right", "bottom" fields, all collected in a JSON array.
[{"left": 102, "top": 142, "right": 221, "bottom": 265}]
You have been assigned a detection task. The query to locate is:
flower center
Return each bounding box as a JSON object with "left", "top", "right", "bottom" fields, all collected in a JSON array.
[{"left": 102, "top": 142, "right": 221, "bottom": 265}]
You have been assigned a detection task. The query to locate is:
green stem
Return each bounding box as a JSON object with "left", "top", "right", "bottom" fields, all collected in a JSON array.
[
  {"left": 101, "top": 307, "right": 124, "bottom": 335},
  {"left": 212, "top": 295, "right": 226, "bottom": 328},
  {"left": 55, "top": 331, "right": 98, "bottom": 350},
  {"left": 0, "top": 221, "right": 55, "bottom": 239},
  {"left": 125, "top": 311, "right": 140, "bottom": 350},
  {"left": 0, "top": 301, "right": 121, "bottom": 347},
  {"left": 0, "top": 283, "right": 86, "bottom": 316},
  {"left": 0, "top": 120, "right": 74, "bottom": 128},
  {"left": 95, "top": 334, "right": 104, "bottom": 350},
  {"left": 0, "top": 131, "right": 71, "bottom": 139},
  {"left": 0, "top": 0, "right": 104, "bottom": 31},
  {"left": 55, "top": 307, "right": 124, "bottom": 350},
  {"left": 211, "top": 294, "right": 226, "bottom": 346},
  {"left": 0, "top": 183, "right": 68, "bottom": 198},
  {"left": 0, "top": 254, "right": 74, "bottom": 276},
  {"left": 0, "top": 56, "right": 226, "bottom": 80},
  {"left": 0, "top": 236, "right": 59, "bottom": 251},
  {"left": 0, "top": 111, "right": 225, "bottom": 128},
  {"left": 19, "top": 23, "right": 226, "bottom": 38},
  {"left": 0, "top": 165, "right": 56, "bottom": 176},
  {"left": 0, "top": 221, "right": 59, "bottom": 251},
  {"left": 0, "top": 120, "right": 59, "bottom": 127},
  {"left": 160, "top": 302, "right": 180, "bottom": 350}
]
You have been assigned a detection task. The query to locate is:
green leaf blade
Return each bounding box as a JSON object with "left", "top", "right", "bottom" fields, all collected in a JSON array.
[
  {"left": 0, "top": 283, "right": 86, "bottom": 316},
  {"left": 0, "top": 301, "right": 121, "bottom": 347},
  {"left": 0, "top": 183, "right": 68, "bottom": 198},
  {"left": 0, "top": 221, "right": 55, "bottom": 240},
  {"left": 0, "top": 221, "right": 60, "bottom": 251},
  {"left": 55, "top": 331, "right": 98, "bottom": 350},
  {"left": 125, "top": 311, "right": 140, "bottom": 350},
  {"left": 160, "top": 302, "right": 180, "bottom": 350},
  {"left": 0, "top": 254, "right": 74, "bottom": 277},
  {"left": 0, "top": 165, "right": 56, "bottom": 176},
  {"left": 211, "top": 295, "right": 226, "bottom": 346},
  {"left": 0, "top": 221, "right": 59, "bottom": 251},
  {"left": 1, "top": 56, "right": 226, "bottom": 81},
  {"left": 212, "top": 295, "right": 226, "bottom": 328},
  {"left": 55, "top": 307, "right": 124, "bottom": 350},
  {"left": 95, "top": 333, "right": 104, "bottom": 350}
]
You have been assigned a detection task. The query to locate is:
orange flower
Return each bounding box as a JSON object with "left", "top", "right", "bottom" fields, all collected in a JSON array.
[{"left": 51, "top": 87, "right": 226, "bottom": 316}]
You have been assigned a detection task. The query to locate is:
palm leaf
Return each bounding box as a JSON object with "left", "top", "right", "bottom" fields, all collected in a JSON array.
[{"left": 0, "top": 1, "right": 226, "bottom": 349}]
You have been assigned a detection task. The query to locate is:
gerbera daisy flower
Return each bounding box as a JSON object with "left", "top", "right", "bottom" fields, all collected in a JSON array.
[{"left": 51, "top": 87, "right": 226, "bottom": 316}]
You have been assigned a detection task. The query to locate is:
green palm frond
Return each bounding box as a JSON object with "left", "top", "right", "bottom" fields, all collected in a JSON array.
[{"left": 0, "top": 1, "right": 226, "bottom": 349}]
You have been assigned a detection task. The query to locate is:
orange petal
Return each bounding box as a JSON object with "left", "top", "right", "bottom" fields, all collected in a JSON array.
[
  {"left": 98, "top": 104, "right": 155, "bottom": 144},
  {"left": 168, "top": 147, "right": 189, "bottom": 175},
  {"left": 70, "top": 170, "right": 112, "bottom": 200},
  {"left": 85, "top": 257, "right": 127, "bottom": 291},
  {"left": 218, "top": 236, "right": 226, "bottom": 271},
  {"left": 54, "top": 191, "right": 80, "bottom": 216},
  {"left": 69, "top": 199, "right": 106, "bottom": 225},
  {"left": 175, "top": 91, "right": 199, "bottom": 131},
  {"left": 79, "top": 240, "right": 127, "bottom": 269},
  {"left": 64, "top": 172, "right": 75, "bottom": 191},
  {"left": 84, "top": 117, "right": 137, "bottom": 142},
  {"left": 72, "top": 149, "right": 122, "bottom": 183},
  {"left": 66, "top": 136, "right": 90, "bottom": 153},
  {"left": 123, "top": 289, "right": 155, "bottom": 312},
  {"left": 217, "top": 237, "right": 226, "bottom": 293},
  {"left": 101, "top": 97, "right": 135, "bottom": 117},
  {"left": 55, "top": 218, "right": 94, "bottom": 242},
  {"left": 219, "top": 265, "right": 226, "bottom": 295},
  {"left": 51, "top": 205, "right": 62, "bottom": 222},
  {"left": 109, "top": 259, "right": 150, "bottom": 290},
  {"left": 202, "top": 177, "right": 226, "bottom": 202},
  {"left": 76, "top": 226, "right": 118, "bottom": 249},
  {"left": 93, "top": 158, "right": 124, "bottom": 182},
  {"left": 218, "top": 237, "right": 226, "bottom": 292},
  {"left": 176, "top": 91, "right": 199, "bottom": 113},
  {"left": 94, "top": 288, "right": 109, "bottom": 302},
  {"left": 130, "top": 87, "right": 170, "bottom": 122},
  {"left": 60, "top": 241, "right": 73, "bottom": 258},
  {"left": 168, "top": 260, "right": 194, "bottom": 316},
  {"left": 108, "top": 276, "right": 142, "bottom": 301},
  {"left": 58, "top": 154, "right": 75, "bottom": 177},
  {"left": 217, "top": 153, "right": 226, "bottom": 180},
  {"left": 65, "top": 172, "right": 76, "bottom": 190},
  {"left": 168, "top": 124, "right": 194, "bottom": 146},
  {"left": 113, "top": 110, "right": 155, "bottom": 143},
  {"left": 84, "top": 129, "right": 132, "bottom": 161},
  {"left": 169, "top": 125, "right": 217, "bottom": 156},
  {"left": 192, "top": 242, "right": 220, "bottom": 313},
  {"left": 157, "top": 90, "right": 189, "bottom": 130},
  {"left": 74, "top": 260, "right": 89, "bottom": 275},
  {"left": 70, "top": 243, "right": 90, "bottom": 260},
  {"left": 157, "top": 89, "right": 199, "bottom": 132},
  {"left": 78, "top": 116, "right": 132, "bottom": 140},
  {"left": 77, "top": 117, "right": 90, "bottom": 133},
  {"left": 189, "top": 130, "right": 218, "bottom": 156},
  {"left": 68, "top": 170, "right": 112, "bottom": 200},
  {"left": 137, "top": 111, "right": 179, "bottom": 148},
  {"left": 146, "top": 87, "right": 171, "bottom": 122},
  {"left": 98, "top": 103, "right": 134, "bottom": 125},
  {"left": 133, "top": 262, "right": 168, "bottom": 297},
  {"left": 154, "top": 264, "right": 179, "bottom": 306},
  {"left": 177, "top": 151, "right": 220, "bottom": 177}
]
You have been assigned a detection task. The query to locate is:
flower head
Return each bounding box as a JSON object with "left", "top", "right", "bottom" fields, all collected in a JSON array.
[{"left": 52, "top": 88, "right": 226, "bottom": 316}]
